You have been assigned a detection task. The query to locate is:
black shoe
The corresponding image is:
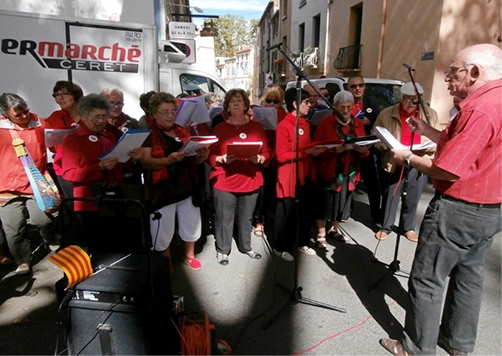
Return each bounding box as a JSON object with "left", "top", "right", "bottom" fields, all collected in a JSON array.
[{"left": 437, "top": 335, "right": 468, "bottom": 355}]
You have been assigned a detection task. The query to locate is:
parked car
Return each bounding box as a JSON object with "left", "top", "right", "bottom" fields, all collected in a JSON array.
[{"left": 285, "top": 77, "right": 404, "bottom": 111}]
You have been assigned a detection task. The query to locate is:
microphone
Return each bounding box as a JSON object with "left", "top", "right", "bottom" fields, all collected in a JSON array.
[
  {"left": 266, "top": 42, "right": 283, "bottom": 51},
  {"left": 152, "top": 212, "right": 162, "bottom": 221},
  {"left": 403, "top": 63, "right": 415, "bottom": 71}
]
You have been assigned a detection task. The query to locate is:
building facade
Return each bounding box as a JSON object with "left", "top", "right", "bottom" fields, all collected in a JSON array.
[{"left": 255, "top": 0, "right": 501, "bottom": 122}]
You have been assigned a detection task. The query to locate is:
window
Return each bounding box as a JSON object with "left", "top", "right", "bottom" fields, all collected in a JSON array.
[
  {"left": 298, "top": 23, "right": 305, "bottom": 52},
  {"left": 313, "top": 14, "right": 321, "bottom": 48}
]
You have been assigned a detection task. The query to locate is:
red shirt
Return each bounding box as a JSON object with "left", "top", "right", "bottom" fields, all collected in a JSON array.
[
  {"left": 208, "top": 120, "right": 270, "bottom": 193},
  {"left": 313, "top": 114, "right": 368, "bottom": 182},
  {"left": 0, "top": 114, "right": 46, "bottom": 195},
  {"left": 59, "top": 124, "right": 126, "bottom": 211},
  {"left": 42, "top": 109, "right": 78, "bottom": 175},
  {"left": 399, "top": 106, "right": 421, "bottom": 146},
  {"left": 276, "top": 113, "right": 316, "bottom": 198},
  {"left": 433, "top": 80, "right": 501, "bottom": 204}
]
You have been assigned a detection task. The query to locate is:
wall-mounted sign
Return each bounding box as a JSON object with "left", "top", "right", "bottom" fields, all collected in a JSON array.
[
  {"left": 421, "top": 51, "right": 434, "bottom": 60},
  {"left": 168, "top": 21, "right": 196, "bottom": 39}
]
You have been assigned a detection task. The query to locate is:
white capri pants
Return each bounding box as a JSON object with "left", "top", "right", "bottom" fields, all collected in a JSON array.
[{"left": 149, "top": 196, "right": 201, "bottom": 251}]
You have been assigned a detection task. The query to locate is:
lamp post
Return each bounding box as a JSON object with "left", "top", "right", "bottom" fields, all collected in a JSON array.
[{"left": 166, "top": 1, "right": 203, "bottom": 22}]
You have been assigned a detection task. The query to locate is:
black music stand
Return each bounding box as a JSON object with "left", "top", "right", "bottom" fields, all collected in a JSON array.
[{"left": 263, "top": 44, "right": 346, "bottom": 330}]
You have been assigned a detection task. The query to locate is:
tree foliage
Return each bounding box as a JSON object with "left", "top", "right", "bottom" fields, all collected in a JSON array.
[{"left": 213, "top": 14, "right": 257, "bottom": 57}]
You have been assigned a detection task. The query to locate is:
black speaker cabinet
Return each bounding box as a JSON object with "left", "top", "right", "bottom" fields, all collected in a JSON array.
[{"left": 63, "top": 253, "right": 175, "bottom": 355}]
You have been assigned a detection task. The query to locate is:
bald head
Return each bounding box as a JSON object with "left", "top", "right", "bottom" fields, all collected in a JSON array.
[
  {"left": 304, "top": 83, "right": 320, "bottom": 101},
  {"left": 446, "top": 44, "right": 502, "bottom": 97}
]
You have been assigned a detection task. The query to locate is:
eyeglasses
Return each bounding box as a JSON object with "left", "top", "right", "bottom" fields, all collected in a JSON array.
[
  {"left": 89, "top": 114, "right": 108, "bottom": 121},
  {"left": 157, "top": 110, "right": 177, "bottom": 117},
  {"left": 402, "top": 97, "right": 418, "bottom": 104},
  {"left": 265, "top": 99, "right": 281, "bottom": 104},
  {"left": 301, "top": 99, "right": 314, "bottom": 106},
  {"left": 443, "top": 66, "right": 468, "bottom": 77},
  {"left": 52, "top": 92, "right": 71, "bottom": 98},
  {"left": 110, "top": 101, "right": 124, "bottom": 107},
  {"left": 349, "top": 83, "right": 365, "bottom": 89}
]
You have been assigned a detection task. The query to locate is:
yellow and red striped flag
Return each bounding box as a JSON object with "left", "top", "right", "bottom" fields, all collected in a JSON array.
[{"left": 49, "top": 245, "right": 93, "bottom": 289}]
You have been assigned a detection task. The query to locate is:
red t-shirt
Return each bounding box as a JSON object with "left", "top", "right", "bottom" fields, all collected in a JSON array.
[
  {"left": 399, "top": 106, "right": 421, "bottom": 146},
  {"left": 275, "top": 113, "right": 316, "bottom": 198},
  {"left": 433, "top": 80, "right": 502, "bottom": 204},
  {"left": 208, "top": 120, "right": 270, "bottom": 193}
]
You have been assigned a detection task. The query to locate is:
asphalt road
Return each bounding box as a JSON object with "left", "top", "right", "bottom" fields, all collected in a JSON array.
[{"left": 0, "top": 182, "right": 500, "bottom": 355}]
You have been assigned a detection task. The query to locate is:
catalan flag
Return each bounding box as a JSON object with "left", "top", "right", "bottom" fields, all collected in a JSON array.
[{"left": 49, "top": 245, "right": 93, "bottom": 289}]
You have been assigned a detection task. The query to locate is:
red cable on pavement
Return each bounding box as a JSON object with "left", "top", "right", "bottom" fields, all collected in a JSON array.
[{"left": 293, "top": 295, "right": 403, "bottom": 355}]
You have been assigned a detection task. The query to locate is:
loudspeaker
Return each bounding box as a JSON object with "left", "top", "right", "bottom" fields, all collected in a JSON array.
[{"left": 63, "top": 253, "right": 176, "bottom": 355}]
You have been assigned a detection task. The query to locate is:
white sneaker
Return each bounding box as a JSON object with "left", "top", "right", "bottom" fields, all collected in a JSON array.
[
  {"left": 273, "top": 250, "right": 294, "bottom": 262},
  {"left": 298, "top": 246, "right": 316, "bottom": 255},
  {"left": 15, "top": 263, "right": 31, "bottom": 275}
]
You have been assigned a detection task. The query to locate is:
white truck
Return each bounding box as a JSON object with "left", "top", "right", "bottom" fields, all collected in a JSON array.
[{"left": 0, "top": 10, "right": 228, "bottom": 119}]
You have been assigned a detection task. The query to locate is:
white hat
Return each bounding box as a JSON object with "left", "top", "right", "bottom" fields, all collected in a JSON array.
[{"left": 401, "top": 82, "right": 423, "bottom": 96}]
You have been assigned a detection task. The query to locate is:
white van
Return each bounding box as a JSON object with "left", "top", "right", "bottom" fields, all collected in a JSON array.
[{"left": 285, "top": 77, "right": 404, "bottom": 111}]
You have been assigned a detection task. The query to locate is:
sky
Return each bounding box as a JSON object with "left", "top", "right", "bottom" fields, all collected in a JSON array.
[{"left": 188, "top": 0, "right": 270, "bottom": 28}]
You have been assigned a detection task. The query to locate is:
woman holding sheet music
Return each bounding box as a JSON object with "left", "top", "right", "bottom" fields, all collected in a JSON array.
[
  {"left": 274, "top": 88, "right": 326, "bottom": 262},
  {"left": 207, "top": 89, "right": 270, "bottom": 266},
  {"left": 313, "top": 90, "right": 370, "bottom": 248},
  {"left": 140, "top": 92, "right": 209, "bottom": 271},
  {"left": 251, "top": 86, "right": 287, "bottom": 237},
  {"left": 42, "top": 81, "right": 84, "bottom": 200},
  {"left": 59, "top": 94, "right": 142, "bottom": 252}
]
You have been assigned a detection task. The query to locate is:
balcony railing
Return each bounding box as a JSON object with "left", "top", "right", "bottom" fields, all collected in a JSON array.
[{"left": 333, "top": 45, "right": 362, "bottom": 70}]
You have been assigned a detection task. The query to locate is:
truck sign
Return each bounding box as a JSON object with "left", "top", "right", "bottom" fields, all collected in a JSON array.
[{"left": 0, "top": 11, "right": 158, "bottom": 118}]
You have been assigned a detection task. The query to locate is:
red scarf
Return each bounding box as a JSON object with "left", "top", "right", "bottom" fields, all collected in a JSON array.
[{"left": 150, "top": 120, "right": 191, "bottom": 184}]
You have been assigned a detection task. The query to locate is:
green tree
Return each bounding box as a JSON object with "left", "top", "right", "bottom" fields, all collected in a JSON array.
[{"left": 214, "top": 14, "right": 256, "bottom": 57}]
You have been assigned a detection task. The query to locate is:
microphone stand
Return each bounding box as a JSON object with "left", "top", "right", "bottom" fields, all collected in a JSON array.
[
  {"left": 369, "top": 64, "right": 421, "bottom": 292},
  {"left": 263, "top": 44, "right": 346, "bottom": 330}
]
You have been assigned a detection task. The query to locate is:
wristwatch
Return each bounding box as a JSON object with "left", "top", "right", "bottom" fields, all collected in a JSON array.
[{"left": 405, "top": 152, "right": 414, "bottom": 167}]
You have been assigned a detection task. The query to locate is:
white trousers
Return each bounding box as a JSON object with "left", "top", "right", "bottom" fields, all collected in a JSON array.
[{"left": 150, "top": 196, "right": 201, "bottom": 251}]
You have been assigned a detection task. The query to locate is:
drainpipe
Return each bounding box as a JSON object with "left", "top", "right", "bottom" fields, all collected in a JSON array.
[
  {"left": 377, "top": 0, "right": 389, "bottom": 78},
  {"left": 324, "top": 0, "right": 332, "bottom": 76}
]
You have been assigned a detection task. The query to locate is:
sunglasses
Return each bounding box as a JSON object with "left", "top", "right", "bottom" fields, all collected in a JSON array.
[
  {"left": 403, "top": 97, "right": 419, "bottom": 104},
  {"left": 265, "top": 99, "right": 281, "bottom": 104},
  {"left": 349, "top": 83, "right": 365, "bottom": 89}
]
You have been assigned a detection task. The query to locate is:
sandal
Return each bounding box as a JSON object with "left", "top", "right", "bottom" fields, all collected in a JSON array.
[
  {"left": 246, "top": 250, "right": 262, "bottom": 259},
  {"left": 254, "top": 223, "right": 264, "bottom": 237},
  {"left": 316, "top": 235, "right": 328, "bottom": 248},
  {"left": 328, "top": 230, "right": 349, "bottom": 243}
]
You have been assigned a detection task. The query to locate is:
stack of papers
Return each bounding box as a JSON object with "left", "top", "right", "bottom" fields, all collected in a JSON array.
[
  {"left": 252, "top": 106, "right": 278, "bottom": 130},
  {"left": 98, "top": 129, "right": 151, "bottom": 162},
  {"left": 308, "top": 108, "right": 333, "bottom": 126},
  {"left": 44, "top": 124, "right": 79, "bottom": 147},
  {"left": 343, "top": 135, "right": 380, "bottom": 149},
  {"left": 179, "top": 135, "right": 218, "bottom": 156},
  {"left": 176, "top": 95, "right": 211, "bottom": 127},
  {"left": 374, "top": 126, "right": 436, "bottom": 151},
  {"left": 226, "top": 141, "right": 263, "bottom": 158}
]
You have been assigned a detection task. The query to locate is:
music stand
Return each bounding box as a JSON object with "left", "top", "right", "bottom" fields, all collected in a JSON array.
[{"left": 263, "top": 44, "right": 346, "bottom": 330}]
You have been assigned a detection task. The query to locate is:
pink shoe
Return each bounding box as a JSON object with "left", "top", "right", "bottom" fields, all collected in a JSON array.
[{"left": 184, "top": 256, "right": 201, "bottom": 270}]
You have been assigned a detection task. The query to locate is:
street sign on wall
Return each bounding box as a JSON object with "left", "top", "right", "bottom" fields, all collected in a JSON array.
[{"left": 168, "top": 21, "right": 196, "bottom": 38}]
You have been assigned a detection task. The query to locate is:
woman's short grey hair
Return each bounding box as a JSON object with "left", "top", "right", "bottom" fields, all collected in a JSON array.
[
  {"left": 204, "top": 92, "right": 218, "bottom": 106},
  {"left": 333, "top": 90, "right": 354, "bottom": 106},
  {"left": 77, "top": 94, "right": 111, "bottom": 116},
  {"left": 0, "top": 93, "right": 28, "bottom": 116}
]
